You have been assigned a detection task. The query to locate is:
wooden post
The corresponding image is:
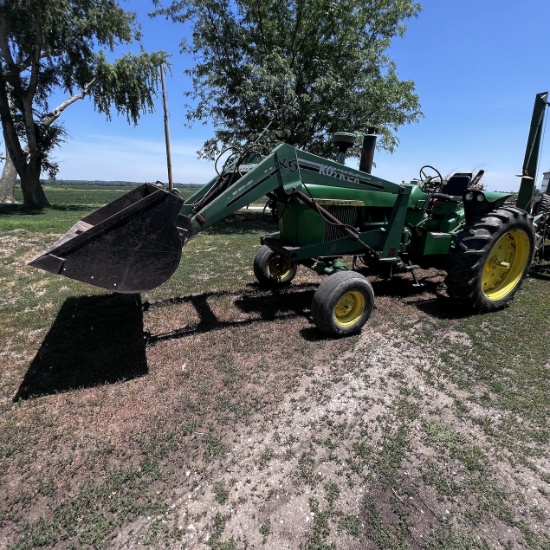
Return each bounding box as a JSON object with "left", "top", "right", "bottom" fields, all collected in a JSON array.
[{"left": 160, "top": 64, "right": 174, "bottom": 191}]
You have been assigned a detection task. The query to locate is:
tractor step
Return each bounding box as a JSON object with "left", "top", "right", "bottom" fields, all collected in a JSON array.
[{"left": 404, "top": 261, "right": 424, "bottom": 287}]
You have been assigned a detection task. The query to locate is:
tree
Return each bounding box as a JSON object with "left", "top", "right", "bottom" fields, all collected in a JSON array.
[
  {"left": 154, "top": 0, "right": 423, "bottom": 160},
  {"left": 0, "top": 85, "right": 66, "bottom": 203},
  {"left": 0, "top": 1, "right": 167, "bottom": 207}
]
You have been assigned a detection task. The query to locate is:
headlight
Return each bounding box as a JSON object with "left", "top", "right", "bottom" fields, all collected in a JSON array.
[
  {"left": 464, "top": 192, "right": 474, "bottom": 201},
  {"left": 476, "top": 193, "right": 485, "bottom": 202}
]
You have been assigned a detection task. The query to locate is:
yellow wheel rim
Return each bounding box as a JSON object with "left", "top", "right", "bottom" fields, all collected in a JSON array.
[
  {"left": 482, "top": 229, "right": 531, "bottom": 301},
  {"left": 267, "top": 255, "right": 292, "bottom": 280},
  {"left": 334, "top": 291, "right": 366, "bottom": 327}
]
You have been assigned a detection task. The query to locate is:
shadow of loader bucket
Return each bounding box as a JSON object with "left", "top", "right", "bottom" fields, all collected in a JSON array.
[{"left": 29, "top": 184, "right": 185, "bottom": 293}]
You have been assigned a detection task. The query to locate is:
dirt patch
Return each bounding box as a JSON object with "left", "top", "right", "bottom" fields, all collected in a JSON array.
[{"left": 107, "top": 281, "right": 548, "bottom": 548}]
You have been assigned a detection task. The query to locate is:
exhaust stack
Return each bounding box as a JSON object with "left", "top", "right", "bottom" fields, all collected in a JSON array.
[{"left": 359, "top": 127, "right": 378, "bottom": 174}]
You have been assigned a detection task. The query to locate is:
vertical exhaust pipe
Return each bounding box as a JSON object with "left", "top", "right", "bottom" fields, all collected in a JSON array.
[{"left": 359, "top": 127, "right": 378, "bottom": 174}]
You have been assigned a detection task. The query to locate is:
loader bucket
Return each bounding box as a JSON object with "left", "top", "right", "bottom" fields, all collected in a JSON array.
[{"left": 29, "top": 184, "right": 184, "bottom": 293}]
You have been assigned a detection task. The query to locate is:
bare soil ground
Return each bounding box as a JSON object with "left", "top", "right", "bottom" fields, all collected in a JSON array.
[{"left": 1, "top": 230, "right": 549, "bottom": 549}]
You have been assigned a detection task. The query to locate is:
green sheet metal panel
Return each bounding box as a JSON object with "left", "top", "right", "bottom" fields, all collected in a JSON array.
[
  {"left": 419, "top": 231, "right": 452, "bottom": 255},
  {"left": 279, "top": 198, "right": 325, "bottom": 246}
]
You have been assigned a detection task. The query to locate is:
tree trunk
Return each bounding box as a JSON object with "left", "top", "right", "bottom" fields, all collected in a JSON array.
[
  {"left": 0, "top": 116, "right": 49, "bottom": 207},
  {"left": 19, "top": 159, "right": 49, "bottom": 208},
  {"left": 0, "top": 147, "right": 17, "bottom": 203},
  {"left": 0, "top": 147, "right": 48, "bottom": 207}
]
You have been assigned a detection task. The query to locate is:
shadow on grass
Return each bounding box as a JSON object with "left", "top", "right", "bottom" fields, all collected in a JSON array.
[
  {"left": 368, "top": 272, "right": 472, "bottom": 321},
  {"left": 0, "top": 203, "right": 95, "bottom": 216},
  {"left": 14, "top": 294, "right": 147, "bottom": 401},
  {"left": 0, "top": 204, "right": 45, "bottom": 216},
  {"left": 145, "top": 272, "right": 472, "bottom": 345},
  {"left": 145, "top": 283, "right": 317, "bottom": 343}
]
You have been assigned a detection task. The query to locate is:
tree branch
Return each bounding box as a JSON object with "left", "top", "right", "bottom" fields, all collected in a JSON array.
[
  {"left": 41, "top": 79, "right": 97, "bottom": 128},
  {"left": 26, "top": 15, "right": 43, "bottom": 98},
  {"left": 0, "top": 15, "right": 16, "bottom": 68}
]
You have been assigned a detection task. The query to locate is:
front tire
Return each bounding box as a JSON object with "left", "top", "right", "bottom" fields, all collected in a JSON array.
[
  {"left": 446, "top": 207, "right": 535, "bottom": 312},
  {"left": 311, "top": 271, "right": 374, "bottom": 337},
  {"left": 253, "top": 245, "right": 297, "bottom": 288}
]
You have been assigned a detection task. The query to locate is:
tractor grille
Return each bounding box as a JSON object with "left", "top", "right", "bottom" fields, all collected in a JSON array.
[{"left": 322, "top": 205, "right": 359, "bottom": 241}]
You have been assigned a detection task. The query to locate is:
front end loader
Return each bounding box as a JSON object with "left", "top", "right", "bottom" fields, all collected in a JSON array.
[{"left": 30, "top": 93, "right": 550, "bottom": 337}]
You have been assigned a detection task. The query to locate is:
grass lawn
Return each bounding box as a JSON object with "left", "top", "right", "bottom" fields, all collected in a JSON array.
[{"left": 0, "top": 185, "right": 549, "bottom": 549}]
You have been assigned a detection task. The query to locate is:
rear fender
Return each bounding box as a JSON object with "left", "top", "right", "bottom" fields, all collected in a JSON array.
[{"left": 463, "top": 190, "right": 514, "bottom": 222}]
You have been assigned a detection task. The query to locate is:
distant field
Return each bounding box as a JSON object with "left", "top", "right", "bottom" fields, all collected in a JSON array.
[{"left": 42, "top": 179, "right": 205, "bottom": 188}]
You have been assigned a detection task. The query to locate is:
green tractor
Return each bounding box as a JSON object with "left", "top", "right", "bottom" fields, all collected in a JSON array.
[{"left": 31, "top": 93, "right": 550, "bottom": 337}]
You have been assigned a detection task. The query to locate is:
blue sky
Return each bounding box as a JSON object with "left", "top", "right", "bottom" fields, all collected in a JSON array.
[{"left": 37, "top": 1, "right": 550, "bottom": 191}]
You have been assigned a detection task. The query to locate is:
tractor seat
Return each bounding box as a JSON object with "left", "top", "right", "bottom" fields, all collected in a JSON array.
[{"left": 438, "top": 172, "right": 472, "bottom": 200}]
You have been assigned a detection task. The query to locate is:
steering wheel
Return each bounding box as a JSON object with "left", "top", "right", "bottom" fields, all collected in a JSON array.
[{"left": 419, "top": 165, "right": 444, "bottom": 193}]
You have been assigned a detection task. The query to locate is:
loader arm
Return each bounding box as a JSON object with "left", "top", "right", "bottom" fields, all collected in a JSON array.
[
  {"left": 179, "top": 144, "right": 303, "bottom": 240},
  {"left": 178, "top": 143, "right": 411, "bottom": 261},
  {"left": 180, "top": 143, "right": 408, "bottom": 240}
]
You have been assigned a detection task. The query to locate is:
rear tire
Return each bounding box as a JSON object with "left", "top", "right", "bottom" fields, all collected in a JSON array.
[
  {"left": 253, "top": 245, "right": 297, "bottom": 288},
  {"left": 445, "top": 207, "right": 535, "bottom": 312},
  {"left": 311, "top": 271, "right": 374, "bottom": 337}
]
